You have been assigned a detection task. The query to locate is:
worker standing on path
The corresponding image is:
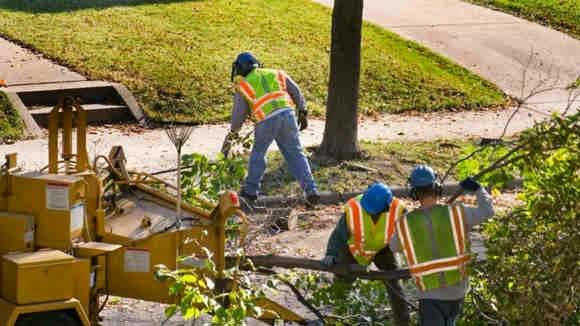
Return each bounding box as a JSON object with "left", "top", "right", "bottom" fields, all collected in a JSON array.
[
  {"left": 321, "top": 182, "right": 411, "bottom": 325},
  {"left": 222, "top": 52, "right": 319, "bottom": 205},
  {"left": 390, "top": 165, "right": 495, "bottom": 325}
]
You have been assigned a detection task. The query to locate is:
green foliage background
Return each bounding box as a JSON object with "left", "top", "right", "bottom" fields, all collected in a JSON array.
[
  {"left": 456, "top": 143, "right": 520, "bottom": 188},
  {"left": 156, "top": 253, "right": 270, "bottom": 325},
  {"left": 181, "top": 153, "right": 246, "bottom": 208},
  {"left": 459, "top": 113, "right": 579, "bottom": 324},
  {"left": 0, "top": 92, "right": 23, "bottom": 143}
]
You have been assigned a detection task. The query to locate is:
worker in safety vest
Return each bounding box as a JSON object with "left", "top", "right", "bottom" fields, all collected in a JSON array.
[
  {"left": 322, "top": 182, "right": 411, "bottom": 325},
  {"left": 222, "top": 52, "right": 319, "bottom": 205},
  {"left": 389, "top": 165, "right": 495, "bottom": 325}
]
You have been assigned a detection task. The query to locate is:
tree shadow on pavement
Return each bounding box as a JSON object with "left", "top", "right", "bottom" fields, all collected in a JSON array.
[{"left": 0, "top": 0, "right": 199, "bottom": 13}]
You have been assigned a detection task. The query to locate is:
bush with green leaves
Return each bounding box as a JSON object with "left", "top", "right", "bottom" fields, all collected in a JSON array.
[
  {"left": 181, "top": 153, "right": 246, "bottom": 208},
  {"left": 459, "top": 112, "right": 579, "bottom": 324},
  {"left": 155, "top": 249, "right": 274, "bottom": 325},
  {"left": 283, "top": 271, "right": 409, "bottom": 325},
  {"left": 0, "top": 92, "right": 23, "bottom": 143},
  {"left": 456, "top": 143, "right": 520, "bottom": 188}
]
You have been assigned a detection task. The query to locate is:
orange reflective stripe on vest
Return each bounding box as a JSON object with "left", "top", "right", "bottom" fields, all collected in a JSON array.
[
  {"left": 254, "top": 91, "right": 288, "bottom": 113},
  {"left": 237, "top": 69, "right": 293, "bottom": 122},
  {"left": 238, "top": 80, "right": 266, "bottom": 120},
  {"left": 450, "top": 205, "right": 466, "bottom": 254},
  {"left": 348, "top": 199, "right": 365, "bottom": 252},
  {"left": 277, "top": 71, "right": 287, "bottom": 91},
  {"left": 386, "top": 198, "right": 404, "bottom": 244},
  {"left": 397, "top": 204, "right": 470, "bottom": 291},
  {"left": 239, "top": 80, "right": 256, "bottom": 100},
  {"left": 346, "top": 196, "right": 405, "bottom": 265},
  {"left": 410, "top": 254, "right": 470, "bottom": 276},
  {"left": 450, "top": 204, "right": 467, "bottom": 276},
  {"left": 396, "top": 214, "right": 425, "bottom": 290}
]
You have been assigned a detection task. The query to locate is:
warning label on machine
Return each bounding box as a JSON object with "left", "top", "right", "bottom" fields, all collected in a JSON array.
[
  {"left": 70, "top": 203, "right": 85, "bottom": 232},
  {"left": 46, "top": 184, "right": 69, "bottom": 210},
  {"left": 24, "top": 231, "right": 34, "bottom": 243},
  {"left": 124, "top": 248, "right": 150, "bottom": 273}
]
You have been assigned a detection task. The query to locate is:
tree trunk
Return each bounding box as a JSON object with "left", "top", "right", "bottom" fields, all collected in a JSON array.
[{"left": 317, "top": 0, "right": 363, "bottom": 160}]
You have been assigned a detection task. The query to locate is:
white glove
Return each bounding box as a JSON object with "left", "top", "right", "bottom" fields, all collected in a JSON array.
[{"left": 321, "top": 255, "right": 337, "bottom": 267}]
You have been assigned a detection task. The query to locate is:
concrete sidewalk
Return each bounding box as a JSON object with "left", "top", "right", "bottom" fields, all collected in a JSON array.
[
  {"left": 314, "top": 0, "right": 580, "bottom": 112},
  {"left": 0, "top": 36, "right": 85, "bottom": 86},
  {"left": 0, "top": 108, "right": 538, "bottom": 174}
]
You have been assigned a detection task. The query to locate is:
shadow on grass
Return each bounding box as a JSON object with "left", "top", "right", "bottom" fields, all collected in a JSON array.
[
  {"left": 260, "top": 151, "right": 362, "bottom": 195},
  {"left": 0, "top": 0, "right": 199, "bottom": 13},
  {"left": 260, "top": 140, "right": 469, "bottom": 195}
]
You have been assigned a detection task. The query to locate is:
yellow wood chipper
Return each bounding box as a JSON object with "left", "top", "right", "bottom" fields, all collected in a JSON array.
[{"left": 0, "top": 97, "right": 305, "bottom": 325}]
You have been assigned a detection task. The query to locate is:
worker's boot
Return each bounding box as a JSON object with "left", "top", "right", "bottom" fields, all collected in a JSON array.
[
  {"left": 239, "top": 190, "right": 257, "bottom": 208},
  {"left": 306, "top": 192, "right": 320, "bottom": 206}
]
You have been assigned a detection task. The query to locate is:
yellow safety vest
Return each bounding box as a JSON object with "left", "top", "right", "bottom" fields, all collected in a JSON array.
[
  {"left": 345, "top": 195, "right": 405, "bottom": 265},
  {"left": 396, "top": 204, "right": 470, "bottom": 292},
  {"left": 237, "top": 68, "right": 293, "bottom": 122}
]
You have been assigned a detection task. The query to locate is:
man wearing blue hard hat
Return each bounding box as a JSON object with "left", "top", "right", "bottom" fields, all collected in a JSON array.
[
  {"left": 389, "top": 165, "right": 495, "bottom": 325},
  {"left": 222, "top": 52, "right": 319, "bottom": 205},
  {"left": 322, "top": 182, "right": 410, "bottom": 325}
]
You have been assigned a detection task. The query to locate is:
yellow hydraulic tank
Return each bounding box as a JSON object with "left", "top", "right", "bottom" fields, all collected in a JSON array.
[
  {"left": 1, "top": 250, "right": 74, "bottom": 304},
  {"left": 71, "top": 258, "right": 91, "bottom": 315},
  {"left": 0, "top": 173, "right": 86, "bottom": 251},
  {"left": 0, "top": 212, "right": 34, "bottom": 255}
]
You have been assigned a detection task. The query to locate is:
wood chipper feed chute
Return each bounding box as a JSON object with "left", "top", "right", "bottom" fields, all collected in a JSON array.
[{"left": 0, "top": 97, "right": 307, "bottom": 325}]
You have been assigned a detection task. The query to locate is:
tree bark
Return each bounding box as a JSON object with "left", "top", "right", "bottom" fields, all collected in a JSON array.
[{"left": 317, "top": 0, "right": 363, "bottom": 160}]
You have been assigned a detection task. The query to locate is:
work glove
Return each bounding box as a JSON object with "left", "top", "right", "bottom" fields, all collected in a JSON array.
[
  {"left": 220, "top": 131, "right": 238, "bottom": 158},
  {"left": 298, "top": 110, "right": 308, "bottom": 131},
  {"left": 321, "top": 255, "right": 337, "bottom": 268},
  {"left": 460, "top": 176, "right": 481, "bottom": 192}
]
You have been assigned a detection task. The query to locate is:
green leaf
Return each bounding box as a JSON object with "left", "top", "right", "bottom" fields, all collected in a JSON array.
[
  {"left": 183, "top": 307, "right": 201, "bottom": 320},
  {"left": 181, "top": 274, "right": 197, "bottom": 284},
  {"left": 164, "top": 304, "right": 177, "bottom": 318}
]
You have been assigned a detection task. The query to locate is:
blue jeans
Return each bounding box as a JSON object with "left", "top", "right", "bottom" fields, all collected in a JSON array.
[
  {"left": 243, "top": 109, "right": 318, "bottom": 196},
  {"left": 419, "top": 299, "right": 464, "bottom": 326}
]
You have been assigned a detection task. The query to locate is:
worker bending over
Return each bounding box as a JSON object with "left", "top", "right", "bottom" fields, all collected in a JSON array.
[
  {"left": 223, "top": 52, "right": 319, "bottom": 205},
  {"left": 390, "top": 165, "right": 495, "bottom": 325},
  {"left": 322, "top": 183, "right": 411, "bottom": 325}
]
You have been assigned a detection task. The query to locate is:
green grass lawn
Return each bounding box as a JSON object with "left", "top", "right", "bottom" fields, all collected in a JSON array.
[
  {"left": 0, "top": 0, "right": 505, "bottom": 124},
  {"left": 262, "top": 140, "right": 468, "bottom": 195},
  {"left": 468, "top": 0, "right": 579, "bottom": 38},
  {"left": 0, "top": 92, "right": 23, "bottom": 143}
]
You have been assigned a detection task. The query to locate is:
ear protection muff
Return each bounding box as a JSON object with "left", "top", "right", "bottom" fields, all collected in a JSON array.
[
  {"left": 407, "top": 177, "right": 419, "bottom": 200},
  {"left": 408, "top": 178, "right": 442, "bottom": 200},
  {"left": 231, "top": 62, "right": 237, "bottom": 82},
  {"left": 434, "top": 181, "right": 443, "bottom": 197},
  {"left": 409, "top": 187, "right": 419, "bottom": 201}
]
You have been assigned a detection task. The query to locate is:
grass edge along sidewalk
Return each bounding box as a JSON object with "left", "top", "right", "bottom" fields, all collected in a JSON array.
[
  {"left": 468, "top": 0, "right": 579, "bottom": 38},
  {"left": 0, "top": 0, "right": 506, "bottom": 125}
]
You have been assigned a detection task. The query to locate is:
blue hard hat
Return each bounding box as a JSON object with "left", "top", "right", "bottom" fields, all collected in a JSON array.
[
  {"left": 409, "top": 165, "right": 437, "bottom": 188},
  {"left": 231, "top": 52, "right": 261, "bottom": 81},
  {"left": 360, "top": 183, "right": 393, "bottom": 215}
]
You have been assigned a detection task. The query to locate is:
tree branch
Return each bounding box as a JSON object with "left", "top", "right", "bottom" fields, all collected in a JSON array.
[{"left": 228, "top": 255, "right": 411, "bottom": 281}]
